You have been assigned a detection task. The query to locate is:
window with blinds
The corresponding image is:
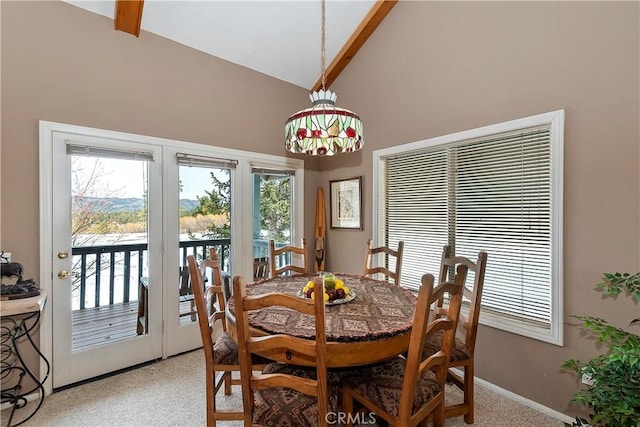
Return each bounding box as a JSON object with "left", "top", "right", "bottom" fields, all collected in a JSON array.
[{"left": 374, "top": 110, "right": 564, "bottom": 345}]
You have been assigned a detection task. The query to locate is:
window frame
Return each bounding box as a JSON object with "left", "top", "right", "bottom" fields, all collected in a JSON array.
[
  {"left": 372, "top": 110, "right": 564, "bottom": 345},
  {"left": 165, "top": 145, "right": 304, "bottom": 285}
]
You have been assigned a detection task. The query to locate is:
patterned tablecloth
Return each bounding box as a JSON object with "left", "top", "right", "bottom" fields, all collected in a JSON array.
[{"left": 233, "top": 274, "right": 416, "bottom": 343}]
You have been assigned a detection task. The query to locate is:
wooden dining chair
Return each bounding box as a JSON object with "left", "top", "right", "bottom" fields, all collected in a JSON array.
[
  {"left": 363, "top": 239, "right": 404, "bottom": 286},
  {"left": 423, "top": 245, "right": 488, "bottom": 424},
  {"left": 233, "top": 274, "right": 335, "bottom": 426},
  {"left": 269, "top": 238, "right": 308, "bottom": 277},
  {"left": 342, "top": 264, "right": 468, "bottom": 427},
  {"left": 187, "top": 251, "right": 266, "bottom": 427}
]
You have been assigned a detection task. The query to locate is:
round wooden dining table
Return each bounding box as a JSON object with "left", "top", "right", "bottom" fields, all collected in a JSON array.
[{"left": 226, "top": 273, "right": 417, "bottom": 368}]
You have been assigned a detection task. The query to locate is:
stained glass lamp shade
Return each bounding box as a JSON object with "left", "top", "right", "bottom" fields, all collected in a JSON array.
[{"left": 285, "top": 90, "right": 363, "bottom": 156}]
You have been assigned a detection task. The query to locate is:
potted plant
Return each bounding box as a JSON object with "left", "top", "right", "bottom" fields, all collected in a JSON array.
[{"left": 562, "top": 272, "right": 640, "bottom": 426}]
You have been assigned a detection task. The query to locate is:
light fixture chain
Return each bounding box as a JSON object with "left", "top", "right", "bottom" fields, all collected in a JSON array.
[
  {"left": 321, "top": 0, "right": 326, "bottom": 90},
  {"left": 284, "top": 0, "right": 363, "bottom": 156}
]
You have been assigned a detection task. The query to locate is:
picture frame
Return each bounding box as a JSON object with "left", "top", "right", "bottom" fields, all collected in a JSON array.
[{"left": 329, "top": 176, "right": 363, "bottom": 230}]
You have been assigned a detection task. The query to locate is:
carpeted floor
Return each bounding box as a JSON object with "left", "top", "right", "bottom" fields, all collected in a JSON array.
[{"left": 3, "top": 350, "right": 564, "bottom": 426}]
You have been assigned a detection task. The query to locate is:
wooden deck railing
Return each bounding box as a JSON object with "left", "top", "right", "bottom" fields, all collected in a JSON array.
[
  {"left": 72, "top": 239, "right": 231, "bottom": 310},
  {"left": 71, "top": 238, "right": 289, "bottom": 310}
]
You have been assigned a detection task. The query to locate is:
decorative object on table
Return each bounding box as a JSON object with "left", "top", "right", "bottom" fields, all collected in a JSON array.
[
  {"left": 1, "top": 280, "right": 40, "bottom": 300},
  {"left": 284, "top": 0, "right": 363, "bottom": 156},
  {"left": 329, "top": 176, "right": 362, "bottom": 230},
  {"left": 1, "top": 262, "right": 24, "bottom": 283},
  {"left": 561, "top": 272, "right": 640, "bottom": 427},
  {"left": 299, "top": 273, "right": 354, "bottom": 305},
  {"left": 314, "top": 186, "right": 326, "bottom": 272},
  {"left": 1, "top": 260, "right": 41, "bottom": 300}
]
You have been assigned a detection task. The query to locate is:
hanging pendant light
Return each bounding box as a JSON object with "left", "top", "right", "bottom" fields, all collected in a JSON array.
[{"left": 285, "top": 0, "right": 364, "bottom": 156}]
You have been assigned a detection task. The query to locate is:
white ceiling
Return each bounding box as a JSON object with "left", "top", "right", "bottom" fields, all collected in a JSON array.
[{"left": 65, "top": 0, "right": 377, "bottom": 89}]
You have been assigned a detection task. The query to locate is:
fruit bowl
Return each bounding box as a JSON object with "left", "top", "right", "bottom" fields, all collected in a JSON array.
[{"left": 299, "top": 277, "right": 356, "bottom": 305}]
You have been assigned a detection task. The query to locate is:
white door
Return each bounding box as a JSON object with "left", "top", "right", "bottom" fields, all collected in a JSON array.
[{"left": 50, "top": 132, "right": 163, "bottom": 388}]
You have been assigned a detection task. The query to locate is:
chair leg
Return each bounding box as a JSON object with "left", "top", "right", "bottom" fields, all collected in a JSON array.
[
  {"left": 463, "top": 364, "right": 474, "bottom": 424},
  {"left": 224, "top": 371, "right": 232, "bottom": 395},
  {"left": 207, "top": 368, "right": 215, "bottom": 427},
  {"left": 433, "top": 401, "right": 445, "bottom": 427},
  {"left": 342, "top": 388, "right": 354, "bottom": 427}
]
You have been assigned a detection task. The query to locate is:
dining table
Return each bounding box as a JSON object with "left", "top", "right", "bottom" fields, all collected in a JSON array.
[{"left": 226, "top": 273, "right": 417, "bottom": 368}]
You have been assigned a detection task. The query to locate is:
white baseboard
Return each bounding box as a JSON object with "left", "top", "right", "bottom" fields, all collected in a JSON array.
[{"left": 450, "top": 368, "right": 575, "bottom": 424}]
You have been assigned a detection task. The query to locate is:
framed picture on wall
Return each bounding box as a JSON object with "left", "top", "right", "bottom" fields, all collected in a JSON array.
[{"left": 329, "top": 176, "right": 362, "bottom": 230}]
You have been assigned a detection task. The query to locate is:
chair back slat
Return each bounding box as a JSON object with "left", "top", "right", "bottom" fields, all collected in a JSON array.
[
  {"left": 437, "top": 246, "right": 488, "bottom": 355},
  {"left": 269, "top": 238, "right": 308, "bottom": 277},
  {"left": 188, "top": 257, "right": 213, "bottom": 364},
  {"left": 187, "top": 253, "right": 227, "bottom": 367},
  {"left": 363, "top": 239, "right": 404, "bottom": 286}
]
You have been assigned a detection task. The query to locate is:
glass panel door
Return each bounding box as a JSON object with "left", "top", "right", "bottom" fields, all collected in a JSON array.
[
  {"left": 52, "top": 134, "right": 162, "bottom": 388},
  {"left": 69, "top": 155, "right": 150, "bottom": 346},
  {"left": 177, "top": 165, "right": 232, "bottom": 320},
  {"left": 252, "top": 170, "right": 292, "bottom": 279}
]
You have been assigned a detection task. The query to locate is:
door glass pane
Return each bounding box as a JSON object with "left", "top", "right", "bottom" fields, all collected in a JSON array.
[
  {"left": 178, "top": 166, "right": 232, "bottom": 324},
  {"left": 252, "top": 172, "right": 292, "bottom": 279},
  {"left": 70, "top": 156, "right": 149, "bottom": 350}
]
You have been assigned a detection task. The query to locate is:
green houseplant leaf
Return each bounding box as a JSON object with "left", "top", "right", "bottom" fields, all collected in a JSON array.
[{"left": 563, "top": 272, "right": 640, "bottom": 427}]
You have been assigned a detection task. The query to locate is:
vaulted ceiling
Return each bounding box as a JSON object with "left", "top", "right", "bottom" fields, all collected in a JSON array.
[{"left": 64, "top": 0, "right": 397, "bottom": 90}]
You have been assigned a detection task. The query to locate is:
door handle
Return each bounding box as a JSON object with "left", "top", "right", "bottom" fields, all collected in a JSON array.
[
  {"left": 58, "top": 251, "right": 69, "bottom": 259},
  {"left": 58, "top": 270, "right": 69, "bottom": 279}
]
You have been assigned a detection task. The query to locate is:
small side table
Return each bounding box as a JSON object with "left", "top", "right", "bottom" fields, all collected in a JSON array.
[{"left": 0, "top": 291, "right": 50, "bottom": 427}]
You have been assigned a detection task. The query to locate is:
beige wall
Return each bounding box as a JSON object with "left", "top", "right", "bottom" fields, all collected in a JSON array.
[
  {"left": 322, "top": 0, "right": 640, "bottom": 414},
  {"left": 0, "top": 0, "right": 320, "bottom": 272},
  {"left": 2, "top": 0, "right": 639, "bottom": 417}
]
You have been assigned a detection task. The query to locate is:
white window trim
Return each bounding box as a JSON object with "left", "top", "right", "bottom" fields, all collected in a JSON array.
[{"left": 373, "top": 110, "right": 564, "bottom": 346}]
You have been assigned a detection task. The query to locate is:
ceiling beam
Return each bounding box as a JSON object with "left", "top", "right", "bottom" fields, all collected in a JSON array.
[
  {"left": 312, "top": 0, "right": 398, "bottom": 91},
  {"left": 114, "top": 0, "right": 145, "bottom": 37}
]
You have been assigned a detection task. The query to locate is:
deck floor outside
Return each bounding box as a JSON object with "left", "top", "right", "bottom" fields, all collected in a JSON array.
[{"left": 71, "top": 301, "right": 196, "bottom": 351}]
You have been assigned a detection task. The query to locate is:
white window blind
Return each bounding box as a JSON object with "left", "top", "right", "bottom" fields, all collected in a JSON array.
[
  {"left": 376, "top": 111, "right": 563, "bottom": 344},
  {"left": 251, "top": 162, "right": 296, "bottom": 177},
  {"left": 176, "top": 153, "right": 237, "bottom": 169},
  {"left": 66, "top": 143, "right": 154, "bottom": 161}
]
